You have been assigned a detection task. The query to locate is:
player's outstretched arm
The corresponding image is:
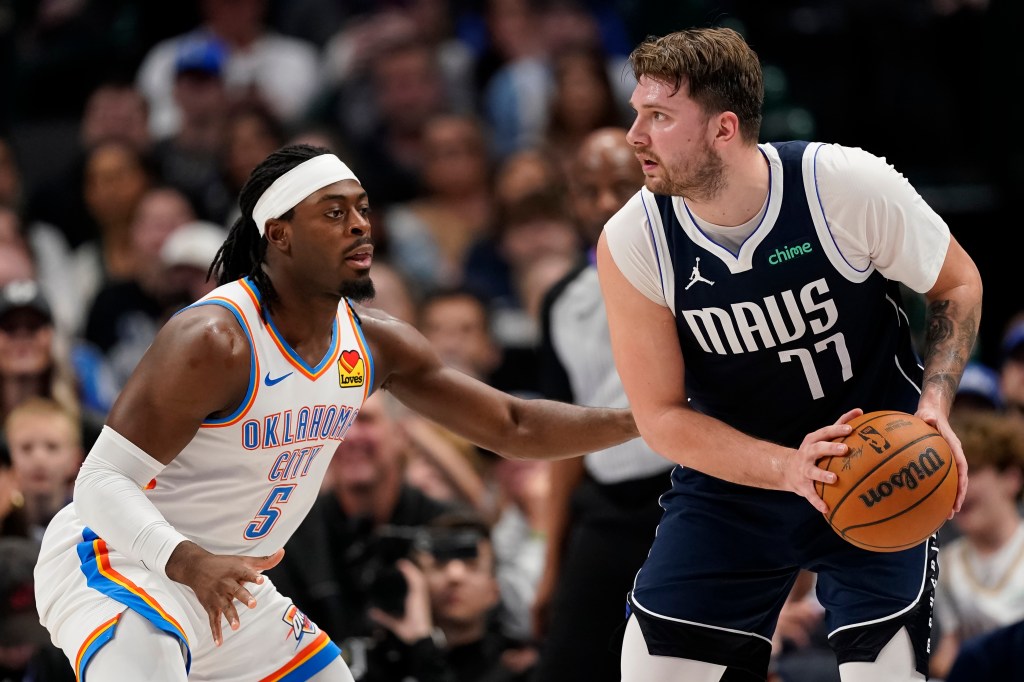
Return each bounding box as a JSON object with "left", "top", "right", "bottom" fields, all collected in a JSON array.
[
  {"left": 595, "top": 234, "right": 848, "bottom": 512},
  {"left": 357, "top": 308, "right": 639, "bottom": 460},
  {"left": 74, "top": 305, "right": 276, "bottom": 645},
  {"left": 917, "top": 234, "right": 983, "bottom": 515}
]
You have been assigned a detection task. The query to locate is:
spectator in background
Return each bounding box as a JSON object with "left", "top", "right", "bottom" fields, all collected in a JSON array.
[
  {"left": 365, "top": 261, "right": 418, "bottom": 326},
  {"left": 83, "top": 186, "right": 196, "bottom": 394},
  {"left": 0, "top": 537, "right": 75, "bottom": 681},
  {"left": 0, "top": 282, "right": 80, "bottom": 443},
  {"left": 543, "top": 45, "right": 627, "bottom": 168},
  {"left": 159, "top": 220, "right": 228, "bottom": 304},
  {"left": 136, "top": 0, "right": 321, "bottom": 140},
  {"left": 479, "top": 0, "right": 550, "bottom": 159},
  {"left": 151, "top": 36, "right": 234, "bottom": 224},
  {"left": 31, "top": 139, "right": 153, "bottom": 337},
  {"left": 403, "top": 412, "right": 491, "bottom": 516},
  {"left": 492, "top": 147, "right": 565, "bottom": 210},
  {"left": 219, "top": 101, "right": 287, "bottom": 227},
  {"left": 418, "top": 288, "right": 502, "bottom": 384},
  {"left": 321, "top": 2, "right": 475, "bottom": 136},
  {"left": 343, "top": 38, "right": 450, "bottom": 209},
  {"left": 26, "top": 81, "right": 151, "bottom": 254},
  {"left": 930, "top": 409, "right": 1024, "bottom": 679},
  {"left": 386, "top": 114, "right": 495, "bottom": 293},
  {"left": 358, "top": 511, "right": 536, "bottom": 682},
  {"left": 464, "top": 189, "right": 580, "bottom": 352},
  {"left": 532, "top": 127, "right": 672, "bottom": 682},
  {"left": 409, "top": 288, "right": 503, "bottom": 514},
  {"left": 999, "top": 314, "right": 1024, "bottom": 419},
  {"left": 78, "top": 82, "right": 153, "bottom": 156},
  {"left": 954, "top": 361, "right": 1004, "bottom": 412},
  {"left": 3, "top": 398, "right": 82, "bottom": 544},
  {"left": 489, "top": 455, "right": 549, "bottom": 646},
  {"left": 266, "top": 392, "right": 456, "bottom": 647}
]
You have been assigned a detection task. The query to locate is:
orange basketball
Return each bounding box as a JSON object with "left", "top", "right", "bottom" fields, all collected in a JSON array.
[{"left": 815, "top": 410, "right": 957, "bottom": 552}]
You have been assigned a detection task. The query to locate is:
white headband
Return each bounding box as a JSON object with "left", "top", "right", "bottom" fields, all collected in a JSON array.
[{"left": 251, "top": 154, "right": 360, "bottom": 236}]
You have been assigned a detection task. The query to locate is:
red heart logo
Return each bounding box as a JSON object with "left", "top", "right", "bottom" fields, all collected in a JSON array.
[{"left": 340, "top": 350, "right": 361, "bottom": 373}]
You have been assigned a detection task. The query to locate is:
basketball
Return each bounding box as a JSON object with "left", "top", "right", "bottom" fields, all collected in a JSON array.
[{"left": 815, "top": 411, "right": 957, "bottom": 552}]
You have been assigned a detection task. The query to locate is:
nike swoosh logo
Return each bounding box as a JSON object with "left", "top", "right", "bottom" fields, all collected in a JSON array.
[{"left": 264, "top": 372, "right": 293, "bottom": 386}]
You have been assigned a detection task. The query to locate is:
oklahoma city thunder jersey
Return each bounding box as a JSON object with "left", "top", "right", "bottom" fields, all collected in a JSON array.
[
  {"left": 653, "top": 141, "right": 923, "bottom": 447},
  {"left": 143, "top": 277, "right": 373, "bottom": 556}
]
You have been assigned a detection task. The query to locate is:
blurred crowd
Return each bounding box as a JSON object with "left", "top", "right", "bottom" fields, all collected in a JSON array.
[{"left": 0, "top": 0, "right": 1019, "bottom": 681}]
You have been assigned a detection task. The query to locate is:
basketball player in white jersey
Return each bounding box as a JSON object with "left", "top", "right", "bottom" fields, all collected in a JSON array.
[{"left": 33, "top": 144, "right": 638, "bottom": 682}]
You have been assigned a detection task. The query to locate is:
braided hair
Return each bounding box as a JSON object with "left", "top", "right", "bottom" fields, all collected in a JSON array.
[{"left": 208, "top": 144, "right": 332, "bottom": 311}]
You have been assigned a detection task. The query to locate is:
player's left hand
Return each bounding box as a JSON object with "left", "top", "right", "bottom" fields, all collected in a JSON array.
[
  {"left": 166, "top": 541, "right": 285, "bottom": 646},
  {"left": 916, "top": 408, "right": 967, "bottom": 518}
]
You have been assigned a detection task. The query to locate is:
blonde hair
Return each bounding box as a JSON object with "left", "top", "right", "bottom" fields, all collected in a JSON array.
[{"left": 4, "top": 396, "right": 81, "bottom": 447}]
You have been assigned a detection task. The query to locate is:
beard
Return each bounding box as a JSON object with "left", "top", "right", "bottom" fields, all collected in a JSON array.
[
  {"left": 339, "top": 273, "right": 376, "bottom": 302},
  {"left": 645, "top": 141, "right": 726, "bottom": 202}
]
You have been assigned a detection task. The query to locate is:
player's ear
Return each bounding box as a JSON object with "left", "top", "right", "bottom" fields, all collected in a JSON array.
[
  {"left": 711, "top": 111, "right": 739, "bottom": 147},
  {"left": 264, "top": 218, "right": 290, "bottom": 252}
]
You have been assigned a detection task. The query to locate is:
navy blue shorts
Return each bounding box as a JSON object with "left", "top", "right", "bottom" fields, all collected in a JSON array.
[{"left": 628, "top": 467, "right": 936, "bottom": 679}]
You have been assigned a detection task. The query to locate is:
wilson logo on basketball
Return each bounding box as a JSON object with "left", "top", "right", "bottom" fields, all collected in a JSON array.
[
  {"left": 338, "top": 349, "right": 364, "bottom": 388},
  {"left": 858, "top": 447, "right": 947, "bottom": 509}
]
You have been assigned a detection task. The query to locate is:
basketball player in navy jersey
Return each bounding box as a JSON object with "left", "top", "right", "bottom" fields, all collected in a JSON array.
[
  {"left": 596, "top": 28, "right": 983, "bottom": 682},
  {"left": 33, "top": 144, "right": 638, "bottom": 682}
]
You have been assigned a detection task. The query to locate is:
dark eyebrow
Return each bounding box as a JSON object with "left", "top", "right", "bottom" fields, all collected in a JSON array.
[{"left": 318, "top": 191, "right": 368, "bottom": 203}]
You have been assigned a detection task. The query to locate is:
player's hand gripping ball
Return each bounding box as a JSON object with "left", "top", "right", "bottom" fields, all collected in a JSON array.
[{"left": 816, "top": 411, "right": 956, "bottom": 552}]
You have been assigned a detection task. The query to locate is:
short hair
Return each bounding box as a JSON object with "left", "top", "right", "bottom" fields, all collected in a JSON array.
[
  {"left": 629, "top": 27, "right": 764, "bottom": 142},
  {"left": 497, "top": 188, "right": 573, "bottom": 234},
  {"left": 950, "top": 410, "right": 1024, "bottom": 489},
  {"left": 417, "top": 286, "right": 493, "bottom": 329},
  {"left": 4, "top": 397, "right": 80, "bottom": 447}
]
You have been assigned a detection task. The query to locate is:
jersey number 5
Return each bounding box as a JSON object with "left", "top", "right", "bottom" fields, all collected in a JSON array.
[
  {"left": 244, "top": 484, "right": 296, "bottom": 540},
  {"left": 778, "top": 332, "right": 852, "bottom": 400}
]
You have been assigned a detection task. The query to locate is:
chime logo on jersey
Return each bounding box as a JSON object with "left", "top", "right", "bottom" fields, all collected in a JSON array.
[
  {"left": 282, "top": 604, "right": 315, "bottom": 646},
  {"left": 338, "top": 349, "right": 364, "bottom": 388}
]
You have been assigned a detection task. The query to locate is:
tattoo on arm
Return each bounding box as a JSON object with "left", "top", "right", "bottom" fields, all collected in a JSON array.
[{"left": 922, "top": 299, "right": 980, "bottom": 402}]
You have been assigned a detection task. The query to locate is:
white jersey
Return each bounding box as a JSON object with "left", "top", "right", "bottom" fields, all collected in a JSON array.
[
  {"left": 140, "top": 277, "right": 372, "bottom": 556},
  {"left": 935, "top": 523, "right": 1024, "bottom": 641},
  {"left": 35, "top": 278, "right": 369, "bottom": 680},
  {"left": 545, "top": 265, "right": 673, "bottom": 483}
]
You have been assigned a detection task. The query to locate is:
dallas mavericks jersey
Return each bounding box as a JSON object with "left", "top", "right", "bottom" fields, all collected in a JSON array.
[
  {"left": 653, "top": 141, "right": 922, "bottom": 447},
  {"left": 142, "top": 277, "right": 373, "bottom": 556}
]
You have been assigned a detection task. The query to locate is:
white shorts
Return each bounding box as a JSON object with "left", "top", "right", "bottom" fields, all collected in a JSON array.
[{"left": 35, "top": 505, "right": 341, "bottom": 681}]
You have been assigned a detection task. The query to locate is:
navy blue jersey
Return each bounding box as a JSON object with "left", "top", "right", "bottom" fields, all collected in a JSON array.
[{"left": 656, "top": 141, "right": 922, "bottom": 447}]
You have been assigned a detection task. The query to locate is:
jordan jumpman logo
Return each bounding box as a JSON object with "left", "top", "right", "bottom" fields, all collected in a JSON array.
[{"left": 685, "top": 257, "right": 715, "bottom": 290}]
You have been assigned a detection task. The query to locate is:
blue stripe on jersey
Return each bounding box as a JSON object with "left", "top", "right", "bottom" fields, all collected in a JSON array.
[
  {"left": 76, "top": 528, "right": 192, "bottom": 672},
  {"left": 279, "top": 640, "right": 342, "bottom": 681},
  {"left": 189, "top": 299, "right": 257, "bottom": 425},
  {"left": 265, "top": 310, "right": 339, "bottom": 377},
  {"left": 76, "top": 615, "right": 119, "bottom": 681},
  {"left": 656, "top": 140, "right": 922, "bottom": 447},
  {"left": 242, "top": 277, "right": 341, "bottom": 377},
  {"left": 347, "top": 300, "right": 375, "bottom": 394}
]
